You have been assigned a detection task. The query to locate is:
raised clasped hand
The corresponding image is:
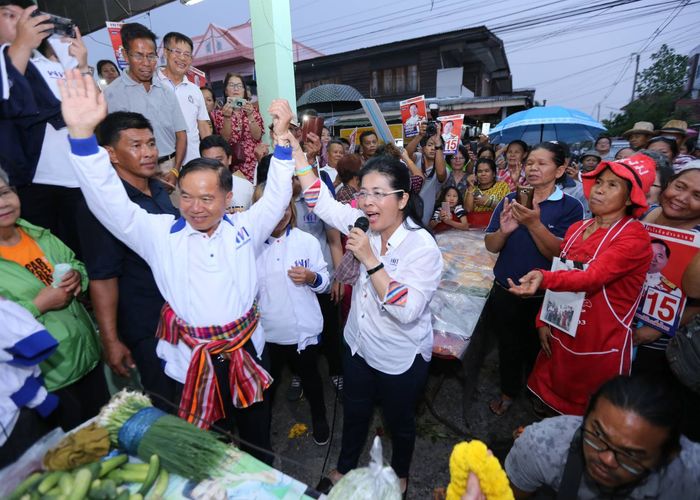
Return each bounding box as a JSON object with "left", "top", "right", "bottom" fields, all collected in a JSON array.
[{"left": 58, "top": 69, "right": 107, "bottom": 138}]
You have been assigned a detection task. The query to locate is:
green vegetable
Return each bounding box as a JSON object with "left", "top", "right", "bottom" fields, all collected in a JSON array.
[
  {"left": 67, "top": 468, "right": 92, "bottom": 500},
  {"left": 138, "top": 455, "right": 160, "bottom": 496},
  {"left": 115, "top": 488, "right": 130, "bottom": 500},
  {"left": 84, "top": 462, "right": 102, "bottom": 480},
  {"left": 107, "top": 469, "right": 148, "bottom": 484},
  {"left": 151, "top": 468, "right": 169, "bottom": 499},
  {"left": 58, "top": 472, "right": 74, "bottom": 495},
  {"left": 128, "top": 495, "right": 143, "bottom": 500},
  {"left": 121, "top": 463, "right": 150, "bottom": 473},
  {"left": 38, "top": 471, "right": 63, "bottom": 494},
  {"left": 8, "top": 472, "right": 43, "bottom": 500},
  {"left": 99, "top": 454, "right": 128, "bottom": 477}
]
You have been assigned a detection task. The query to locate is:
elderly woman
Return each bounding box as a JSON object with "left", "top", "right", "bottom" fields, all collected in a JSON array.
[
  {"left": 647, "top": 136, "right": 679, "bottom": 167},
  {"left": 0, "top": 167, "right": 106, "bottom": 430},
  {"left": 482, "top": 142, "right": 583, "bottom": 416},
  {"left": 634, "top": 168, "right": 700, "bottom": 376},
  {"left": 508, "top": 154, "right": 656, "bottom": 415},
  {"left": 464, "top": 158, "right": 510, "bottom": 228},
  {"left": 211, "top": 73, "right": 264, "bottom": 182}
]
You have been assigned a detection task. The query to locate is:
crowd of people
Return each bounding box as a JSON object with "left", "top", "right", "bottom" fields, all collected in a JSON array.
[{"left": 1, "top": 1, "right": 699, "bottom": 497}]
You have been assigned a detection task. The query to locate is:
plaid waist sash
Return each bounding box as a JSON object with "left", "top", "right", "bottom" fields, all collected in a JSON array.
[{"left": 155, "top": 302, "right": 272, "bottom": 429}]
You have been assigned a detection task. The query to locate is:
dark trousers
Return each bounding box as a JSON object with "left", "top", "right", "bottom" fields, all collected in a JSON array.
[
  {"left": 125, "top": 336, "right": 178, "bottom": 413},
  {"left": 17, "top": 184, "right": 85, "bottom": 260},
  {"left": 268, "top": 342, "right": 326, "bottom": 421},
  {"left": 176, "top": 341, "right": 273, "bottom": 465},
  {"left": 53, "top": 363, "right": 110, "bottom": 432},
  {"left": 337, "top": 348, "right": 429, "bottom": 478},
  {"left": 318, "top": 293, "right": 342, "bottom": 377},
  {"left": 487, "top": 283, "right": 543, "bottom": 398},
  {"left": 0, "top": 408, "right": 55, "bottom": 468}
]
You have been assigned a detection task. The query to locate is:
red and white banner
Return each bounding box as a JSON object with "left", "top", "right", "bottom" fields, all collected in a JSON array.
[
  {"left": 400, "top": 95, "right": 426, "bottom": 138},
  {"left": 105, "top": 22, "right": 127, "bottom": 70},
  {"left": 438, "top": 114, "right": 464, "bottom": 155}
]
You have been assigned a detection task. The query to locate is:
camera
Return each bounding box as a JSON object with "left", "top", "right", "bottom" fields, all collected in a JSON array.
[
  {"left": 424, "top": 103, "right": 440, "bottom": 137},
  {"left": 226, "top": 97, "right": 247, "bottom": 108},
  {"left": 31, "top": 10, "right": 76, "bottom": 38}
]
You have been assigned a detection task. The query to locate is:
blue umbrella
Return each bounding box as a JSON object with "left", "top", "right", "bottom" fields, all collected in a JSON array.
[{"left": 489, "top": 106, "right": 606, "bottom": 145}]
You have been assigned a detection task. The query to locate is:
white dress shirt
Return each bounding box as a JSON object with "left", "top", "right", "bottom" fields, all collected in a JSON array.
[
  {"left": 68, "top": 137, "right": 294, "bottom": 383},
  {"left": 307, "top": 182, "right": 443, "bottom": 374},
  {"left": 257, "top": 227, "right": 329, "bottom": 350}
]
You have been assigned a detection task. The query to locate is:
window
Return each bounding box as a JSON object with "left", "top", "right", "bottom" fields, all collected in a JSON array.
[
  {"left": 205, "top": 41, "right": 211, "bottom": 53},
  {"left": 216, "top": 40, "right": 223, "bottom": 51},
  {"left": 370, "top": 64, "right": 418, "bottom": 96},
  {"left": 302, "top": 77, "right": 340, "bottom": 94}
]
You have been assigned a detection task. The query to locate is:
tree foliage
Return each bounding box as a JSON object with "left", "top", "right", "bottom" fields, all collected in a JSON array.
[{"left": 603, "top": 45, "right": 688, "bottom": 136}]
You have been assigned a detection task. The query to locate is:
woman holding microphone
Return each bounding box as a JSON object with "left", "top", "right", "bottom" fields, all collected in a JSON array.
[{"left": 297, "top": 155, "right": 443, "bottom": 497}]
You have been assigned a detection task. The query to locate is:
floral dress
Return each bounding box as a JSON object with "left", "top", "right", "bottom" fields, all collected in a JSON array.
[{"left": 212, "top": 108, "right": 264, "bottom": 182}]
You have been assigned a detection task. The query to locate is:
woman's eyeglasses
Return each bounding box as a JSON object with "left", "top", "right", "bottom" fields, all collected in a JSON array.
[{"left": 353, "top": 189, "right": 404, "bottom": 201}]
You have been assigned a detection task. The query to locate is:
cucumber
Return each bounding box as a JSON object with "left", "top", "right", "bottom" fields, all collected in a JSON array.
[
  {"left": 121, "top": 463, "right": 150, "bottom": 473},
  {"left": 67, "top": 468, "right": 92, "bottom": 500},
  {"left": 37, "top": 471, "right": 63, "bottom": 494},
  {"left": 99, "top": 454, "right": 128, "bottom": 477},
  {"left": 58, "top": 472, "right": 74, "bottom": 495},
  {"left": 107, "top": 469, "right": 148, "bottom": 483},
  {"left": 138, "top": 455, "right": 159, "bottom": 496},
  {"left": 150, "top": 468, "right": 169, "bottom": 499},
  {"left": 128, "top": 495, "right": 143, "bottom": 500},
  {"left": 8, "top": 472, "right": 43, "bottom": 500}
]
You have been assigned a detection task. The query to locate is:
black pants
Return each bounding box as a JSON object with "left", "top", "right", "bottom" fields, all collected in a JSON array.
[
  {"left": 318, "top": 293, "right": 343, "bottom": 377},
  {"left": 17, "top": 184, "right": 85, "bottom": 260},
  {"left": 176, "top": 341, "right": 273, "bottom": 465},
  {"left": 268, "top": 342, "right": 326, "bottom": 421},
  {"left": 337, "top": 348, "right": 429, "bottom": 478},
  {"left": 53, "top": 363, "right": 110, "bottom": 432},
  {"left": 125, "top": 336, "right": 178, "bottom": 413},
  {"left": 487, "top": 283, "right": 543, "bottom": 398}
]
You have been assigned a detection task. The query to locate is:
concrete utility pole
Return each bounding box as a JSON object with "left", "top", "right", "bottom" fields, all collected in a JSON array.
[
  {"left": 249, "top": 0, "right": 297, "bottom": 139},
  {"left": 630, "top": 52, "right": 641, "bottom": 104}
]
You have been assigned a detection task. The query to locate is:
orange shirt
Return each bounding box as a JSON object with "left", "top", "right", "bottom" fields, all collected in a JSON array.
[{"left": 0, "top": 229, "right": 54, "bottom": 286}]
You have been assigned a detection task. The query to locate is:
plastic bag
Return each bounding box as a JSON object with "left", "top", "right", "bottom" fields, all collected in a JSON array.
[{"left": 328, "top": 436, "right": 401, "bottom": 500}]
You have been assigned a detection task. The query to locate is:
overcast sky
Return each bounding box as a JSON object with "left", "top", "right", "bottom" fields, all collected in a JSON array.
[{"left": 82, "top": 0, "right": 700, "bottom": 122}]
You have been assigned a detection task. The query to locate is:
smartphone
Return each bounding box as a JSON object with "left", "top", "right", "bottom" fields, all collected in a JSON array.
[
  {"left": 227, "top": 97, "right": 247, "bottom": 108},
  {"left": 441, "top": 201, "right": 450, "bottom": 214},
  {"left": 301, "top": 116, "right": 325, "bottom": 143},
  {"left": 516, "top": 186, "right": 534, "bottom": 209},
  {"left": 31, "top": 10, "right": 75, "bottom": 38},
  {"left": 469, "top": 141, "right": 478, "bottom": 154}
]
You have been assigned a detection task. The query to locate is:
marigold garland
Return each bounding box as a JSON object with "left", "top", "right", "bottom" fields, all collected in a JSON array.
[{"left": 446, "top": 440, "right": 514, "bottom": 500}]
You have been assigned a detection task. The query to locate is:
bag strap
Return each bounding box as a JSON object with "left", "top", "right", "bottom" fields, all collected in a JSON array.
[{"left": 556, "top": 427, "right": 585, "bottom": 500}]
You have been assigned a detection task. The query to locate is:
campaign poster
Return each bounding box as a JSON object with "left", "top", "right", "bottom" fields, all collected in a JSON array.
[
  {"left": 400, "top": 95, "right": 426, "bottom": 138},
  {"left": 635, "top": 223, "right": 700, "bottom": 336},
  {"left": 105, "top": 22, "right": 127, "bottom": 70},
  {"left": 186, "top": 65, "right": 207, "bottom": 87},
  {"left": 438, "top": 114, "right": 464, "bottom": 155}
]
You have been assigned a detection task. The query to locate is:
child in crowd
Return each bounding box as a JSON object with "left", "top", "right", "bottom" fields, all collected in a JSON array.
[
  {"left": 429, "top": 186, "right": 469, "bottom": 233},
  {"left": 254, "top": 184, "right": 331, "bottom": 445}
]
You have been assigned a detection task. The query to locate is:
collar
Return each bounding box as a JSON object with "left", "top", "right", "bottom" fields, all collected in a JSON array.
[
  {"left": 370, "top": 218, "right": 416, "bottom": 252},
  {"left": 157, "top": 67, "right": 188, "bottom": 88},
  {"left": 545, "top": 185, "right": 564, "bottom": 202},
  {"left": 265, "top": 225, "right": 291, "bottom": 244},
  {"left": 121, "top": 69, "right": 161, "bottom": 89},
  {"left": 120, "top": 177, "right": 164, "bottom": 199},
  {"left": 182, "top": 216, "right": 227, "bottom": 239}
]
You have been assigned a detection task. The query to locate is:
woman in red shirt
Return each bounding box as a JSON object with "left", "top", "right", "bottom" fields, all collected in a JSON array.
[
  {"left": 211, "top": 73, "right": 264, "bottom": 182},
  {"left": 508, "top": 154, "right": 656, "bottom": 415}
]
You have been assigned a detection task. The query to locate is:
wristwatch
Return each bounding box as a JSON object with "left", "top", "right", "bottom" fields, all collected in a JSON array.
[{"left": 81, "top": 65, "right": 95, "bottom": 76}]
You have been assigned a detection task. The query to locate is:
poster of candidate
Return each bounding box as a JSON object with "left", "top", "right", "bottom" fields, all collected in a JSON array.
[
  {"left": 106, "top": 22, "right": 127, "bottom": 70},
  {"left": 400, "top": 95, "right": 426, "bottom": 138},
  {"left": 438, "top": 114, "right": 464, "bottom": 155},
  {"left": 635, "top": 223, "right": 699, "bottom": 336}
]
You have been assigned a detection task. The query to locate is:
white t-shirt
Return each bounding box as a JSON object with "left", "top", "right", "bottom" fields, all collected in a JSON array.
[
  {"left": 232, "top": 174, "right": 254, "bottom": 210},
  {"left": 157, "top": 69, "right": 209, "bottom": 164},
  {"left": 31, "top": 51, "right": 79, "bottom": 188}
]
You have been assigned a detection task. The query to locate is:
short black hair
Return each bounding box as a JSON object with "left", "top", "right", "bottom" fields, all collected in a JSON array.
[
  {"left": 359, "top": 130, "right": 377, "bottom": 145},
  {"left": 475, "top": 157, "right": 497, "bottom": 176},
  {"left": 531, "top": 141, "right": 567, "bottom": 167},
  {"left": 96, "top": 112, "right": 153, "bottom": 147},
  {"left": 255, "top": 154, "right": 273, "bottom": 185},
  {"left": 327, "top": 139, "right": 345, "bottom": 150},
  {"left": 178, "top": 158, "right": 232, "bottom": 193},
  {"left": 96, "top": 60, "right": 120, "bottom": 77},
  {"left": 338, "top": 137, "right": 350, "bottom": 147},
  {"left": 199, "top": 134, "right": 231, "bottom": 157},
  {"left": 506, "top": 140, "right": 529, "bottom": 154},
  {"left": 163, "top": 31, "right": 193, "bottom": 51},
  {"left": 648, "top": 136, "right": 680, "bottom": 158},
  {"left": 120, "top": 23, "right": 157, "bottom": 52},
  {"left": 594, "top": 134, "right": 612, "bottom": 147},
  {"left": 0, "top": 0, "right": 34, "bottom": 7},
  {"left": 650, "top": 238, "right": 671, "bottom": 258},
  {"left": 585, "top": 375, "right": 682, "bottom": 461}
]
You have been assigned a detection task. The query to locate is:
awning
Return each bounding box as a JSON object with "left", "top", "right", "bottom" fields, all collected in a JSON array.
[{"left": 461, "top": 107, "right": 501, "bottom": 116}]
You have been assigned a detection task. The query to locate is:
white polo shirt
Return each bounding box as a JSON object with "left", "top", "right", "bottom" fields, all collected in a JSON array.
[
  {"left": 30, "top": 51, "right": 79, "bottom": 188},
  {"left": 157, "top": 68, "right": 209, "bottom": 164}
]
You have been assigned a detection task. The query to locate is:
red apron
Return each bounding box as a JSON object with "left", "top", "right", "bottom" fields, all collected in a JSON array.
[{"left": 528, "top": 218, "right": 645, "bottom": 415}]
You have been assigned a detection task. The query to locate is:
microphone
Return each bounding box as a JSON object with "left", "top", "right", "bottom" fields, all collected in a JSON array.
[{"left": 334, "top": 216, "right": 370, "bottom": 285}]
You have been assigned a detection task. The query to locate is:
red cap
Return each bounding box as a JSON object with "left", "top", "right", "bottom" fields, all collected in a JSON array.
[{"left": 581, "top": 153, "right": 656, "bottom": 218}]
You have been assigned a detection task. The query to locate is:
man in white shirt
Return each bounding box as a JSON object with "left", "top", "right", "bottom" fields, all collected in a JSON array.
[
  {"left": 158, "top": 32, "right": 210, "bottom": 165},
  {"left": 199, "top": 134, "right": 254, "bottom": 212},
  {"left": 59, "top": 69, "right": 303, "bottom": 465}
]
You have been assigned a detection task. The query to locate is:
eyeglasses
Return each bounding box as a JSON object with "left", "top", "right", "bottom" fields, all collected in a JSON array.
[
  {"left": 227, "top": 82, "right": 245, "bottom": 89},
  {"left": 354, "top": 189, "right": 404, "bottom": 202},
  {"left": 582, "top": 428, "right": 647, "bottom": 476},
  {"left": 128, "top": 51, "right": 158, "bottom": 62},
  {"left": 165, "top": 47, "right": 192, "bottom": 59},
  {"left": 0, "top": 186, "right": 17, "bottom": 199}
]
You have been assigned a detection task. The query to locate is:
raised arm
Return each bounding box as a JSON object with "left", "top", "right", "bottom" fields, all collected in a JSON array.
[{"left": 59, "top": 69, "right": 173, "bottom": 259}]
